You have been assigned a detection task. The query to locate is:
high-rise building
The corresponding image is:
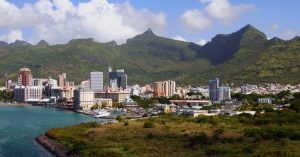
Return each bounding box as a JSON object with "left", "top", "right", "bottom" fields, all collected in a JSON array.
[
  {"left": 218, "top": 86, "right": 231, "bottom": 101},
  {"left": 90, "top": 72, "right": 103, "bottom": 91},
  {"left": 109, "top": 68, "right": 127, "bottom": 89},
  {"left": 154, "top": 80, "right": 176, "bottom": 98},
  {"left": 58, "top": 73, "right": 67, "bottom": 88},
  {"left": 209, "top": 78, "right": 219, "bottom": 101},
  {"left": 5, "top": 80, "right": 12, "bottom": 89},
  {"left": 18, "top": 67, "right": 33, "bottom": 86}
]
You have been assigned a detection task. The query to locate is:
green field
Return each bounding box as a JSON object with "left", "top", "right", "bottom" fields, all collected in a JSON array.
[{"left": 46, "top": 111, "right": 300, "bottom": 157}]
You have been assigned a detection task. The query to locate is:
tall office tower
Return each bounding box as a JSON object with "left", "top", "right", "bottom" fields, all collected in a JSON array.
[
  {"left": 154, "top": 81, "right": 164, "bottom": 97},
  {"left": 18, "top": 67, "right": 33, "bottom": 86},
  {"left": 90, "top": 71, "right": 103, "bottom": 91},
  {"left": 209, "top": 78, "right": 219, "bottom": 101},
  {"left": 109, "top": 68, "right": 127, "bottom": 89},
  {"left": 154, "top": 80, "right": 176, "bottom": 98},
  {"left": 218, "top": 86, "right": 231, "bottom": 101},
  {"left": 58, "top": 73, "right": 67, "bottom": 88}
]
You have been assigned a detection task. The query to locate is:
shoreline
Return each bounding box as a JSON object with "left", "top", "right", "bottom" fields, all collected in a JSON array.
[
  {"left": 36, "top": 134, "right": 80, "bottom": 157},
  {"left": 0, "top": 103, "right": 31, "bottom": 106}
]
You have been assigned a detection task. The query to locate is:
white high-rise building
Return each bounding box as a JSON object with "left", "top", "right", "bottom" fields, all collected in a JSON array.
[
  {"left": 90, "top": 72, "right": 103, "bottom": 91},
  {"left": 218, "top": 86, "right": 231, "bottom": 101}
]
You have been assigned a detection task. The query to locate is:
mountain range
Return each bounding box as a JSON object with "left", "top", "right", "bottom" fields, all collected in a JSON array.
[{"left": 0, "top": 24, "right": 299, "bottom": 86}]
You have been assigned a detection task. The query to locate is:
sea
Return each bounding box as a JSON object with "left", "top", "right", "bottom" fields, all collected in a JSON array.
[{"left": 0, "top": 105, "right": 111, "bottom": 157}]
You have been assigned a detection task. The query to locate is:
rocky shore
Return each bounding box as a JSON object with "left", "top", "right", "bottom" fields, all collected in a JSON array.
[{"left": 35, "top": 134, "right": 80, "bottom": 157}]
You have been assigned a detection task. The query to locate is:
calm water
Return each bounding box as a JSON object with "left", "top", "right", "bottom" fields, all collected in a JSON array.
[{"left": 0, "top": 105, "right": 108, "bottom": 157}]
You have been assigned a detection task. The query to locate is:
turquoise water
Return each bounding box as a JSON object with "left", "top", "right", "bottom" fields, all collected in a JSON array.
[{"left": 0, "top": 106, "right": 108, "bottom": 157}]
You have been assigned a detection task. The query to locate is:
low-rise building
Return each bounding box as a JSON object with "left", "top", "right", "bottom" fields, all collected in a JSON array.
[
  {"left": 95, "top": 98, "right": 113, "bottom": 108},
  {"left": 258, "top": 98, "right": 272, "bottom": 104},
  {"left": 95, "top": 89, "right": 130, "bottom": 103}
]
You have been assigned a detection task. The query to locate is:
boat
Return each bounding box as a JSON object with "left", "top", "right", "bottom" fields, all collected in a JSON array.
[{"left": 93, "top": 109, "right": 110, "bottom": 118}]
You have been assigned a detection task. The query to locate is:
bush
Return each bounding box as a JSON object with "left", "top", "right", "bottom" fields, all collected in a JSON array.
[
  {"left": 86, "top": 122, "right": 99, "bottom": 128},
  {"left": 116, "top": 115, "right": 124, "bottom": 122},
  {"left": 143, "top": 121, "right": 155, "bottom": 128},
  {"left": 124, "top": 121, "right": 129, "bottom": 126},
  {"left": 213, "top": 128, "right": 225, "bottom": 140},
  {"left": 146, "top": 133, "right": 154, "bottom": 139},
  {"left": 189, "top": 132, "right": 212, "bottom": 146},
  {"left": 242, "top": 144, "right": 256, "bottom": 154},
  {"left": 244, "top": 128, "right": 259, "bottom": 137},
  {"left": 205, "top": 145, "right": 230, "bottom": 155}
]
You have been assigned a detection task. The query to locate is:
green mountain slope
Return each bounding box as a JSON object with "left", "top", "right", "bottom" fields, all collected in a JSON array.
[{"left": 0, "top": 24, "right": 299, "bottom": 86}]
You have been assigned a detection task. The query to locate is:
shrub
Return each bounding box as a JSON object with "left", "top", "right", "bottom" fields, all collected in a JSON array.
[
  {"left": 244, "top": 128, "right": 259, "bottom": 137},
  {"left": 146, "top": 133, "right": 154, "bottom": 139},
  {"left": 205, "top": 145, "right": 230, "bottom": 155},
  {"left": 143, "top": 121, "right": 155, "bottom": 128},
  {"left": 116, "top": 115, "right": 124, "bottom": 122},
  {"left": 86, "top": 121, "right": 99, "bottom": 128},
  {"left": 213, "top": 128, "right": 225, "bottom": 140},
  {"left": 242, "top": 145, "right": 256, "bottom": 154},
  {"left": 124, "top": 121, "right": 129, "bottom": 126},
  {"left": 189, "top": 132, "right": 212, "bottom": 146}
]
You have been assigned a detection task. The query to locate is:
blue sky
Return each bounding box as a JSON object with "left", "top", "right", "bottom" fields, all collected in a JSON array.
[{"left": 0, "top": 0, "right": 299, "bottom": 45}]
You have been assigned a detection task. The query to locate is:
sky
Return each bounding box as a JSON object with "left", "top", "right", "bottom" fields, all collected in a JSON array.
[{"left": 0, "top": 0, "right": 299, "bottom": 45}]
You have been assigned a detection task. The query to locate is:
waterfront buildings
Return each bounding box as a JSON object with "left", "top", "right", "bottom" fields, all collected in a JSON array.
[
  {"left": 90, "top": 72, "right": 103, "bottom": 91},
  {"left": 73, "top": 88, "right": 95, "bottom": 110},
  {"left": 18, "top": 67, "right": 33, "bottom": 86},
  {"left": 94, "top": 88, "right": 130, "bottom": 103},
  {"left": 154, "top": 80, "right": 176, "bottom": 98},
  {"left": 109, "top": 68, "right": 127, "bottom": 89},
  {"left": 14, "top": 86, "right": 43, "bottom": 103},
  {"left": 209, "top": 78, "right": 219, "bottom": 101}
]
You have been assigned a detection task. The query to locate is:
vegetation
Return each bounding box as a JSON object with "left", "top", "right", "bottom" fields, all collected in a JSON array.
[
  {"left": 47, "top": 111, "right": 300, "bottom": 157},
  {"left": 1, "top": 25, "right": 300, "bottom": 86},
  {"left": 0, "top": 90, "right": 14, "bottom": 101}
]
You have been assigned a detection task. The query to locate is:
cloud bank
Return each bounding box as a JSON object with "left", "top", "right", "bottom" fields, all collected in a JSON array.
[
  {"left": 0, "top": 0, "right": 166, "bottom": 44},
  {"left": 181, "top": 0, "right": 255, "bottom": 31}
]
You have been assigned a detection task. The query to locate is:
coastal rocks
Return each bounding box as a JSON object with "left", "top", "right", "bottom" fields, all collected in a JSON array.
[{"left": 36, "top": 134, "right": 80, "bottom": 157}]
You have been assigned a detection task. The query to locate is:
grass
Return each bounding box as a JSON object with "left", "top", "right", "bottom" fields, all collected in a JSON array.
[{"left": 46, "top": 112, "right": 300, "bottom": 157}]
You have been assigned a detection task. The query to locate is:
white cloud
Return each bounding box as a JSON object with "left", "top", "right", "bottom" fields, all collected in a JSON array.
[
  {"left": 0, "top": 30, "right": 23, "bottom": 43},
  {"left": 203, "top": 0, "right": 255, "bottom": 25},
  {"left": 173, "top": 36, "right": 187, "bottom": 41},
  {"left": 195, "top": 39, "right": 207, "bottom": 46},
  {"left": 181, "top": 9, "right": 211, "bottom": 31},
  {"left": 0, "top": 0, "right": 167, "bottom": 44},
  {"left": 270, "top": 24, "right": 279, "bottom": 32}
]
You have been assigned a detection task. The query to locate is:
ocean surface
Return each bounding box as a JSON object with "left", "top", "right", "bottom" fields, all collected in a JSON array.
[{"left": 0, "top": 105, "right": 110, "bottom": 157}]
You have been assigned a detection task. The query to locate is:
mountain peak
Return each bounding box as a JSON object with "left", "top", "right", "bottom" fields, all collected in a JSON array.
[
  {"left": 104, "top": 40, "right": 117, "bottom": 47},
  {"left": 37, "top": 40, "right": 49, "bottom": 46},
  {"left": 142, "top": 28, "right": 156, "bottom": 36},
  {"left": 0, "top": 41, "right": 8, "bottom": 47},
  {"left": 10, "top": 40, "right": 31, "bottom": 46}
]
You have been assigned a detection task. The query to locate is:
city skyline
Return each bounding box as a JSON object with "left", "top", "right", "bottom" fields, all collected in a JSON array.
[{"left": 0, "top": 0, "right": 299, "bottom": 45}]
